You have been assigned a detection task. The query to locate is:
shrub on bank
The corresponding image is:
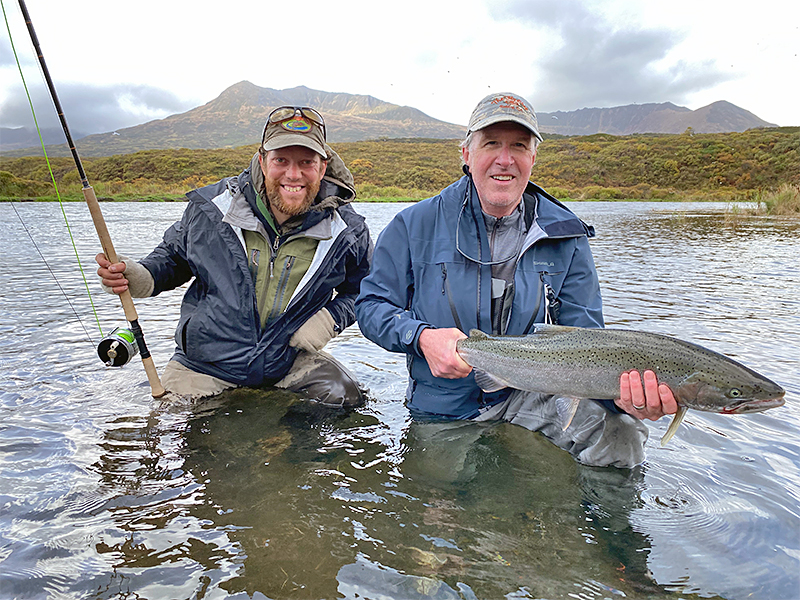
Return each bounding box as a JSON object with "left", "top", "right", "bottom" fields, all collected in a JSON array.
[{"left": 761, "top": 184, "right": 800, "bottom": 215}]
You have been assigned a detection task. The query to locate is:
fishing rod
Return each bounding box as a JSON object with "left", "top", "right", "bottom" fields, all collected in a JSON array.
[{"left": 17, "top": 0, "right": 165, "bottom": 397}]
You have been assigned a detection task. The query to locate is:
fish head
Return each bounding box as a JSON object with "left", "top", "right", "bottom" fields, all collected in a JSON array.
[
  {"left": 675, "top": 369, "right": 785, "bottom": 414},
  {"left": 719, "top": 389, "right": 786, "bottom": 414}
]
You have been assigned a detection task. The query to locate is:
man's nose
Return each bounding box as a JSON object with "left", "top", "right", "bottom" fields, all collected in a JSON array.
[
  {"left": 286, "top": 161, "right": 301, "bottom": 178},
  {"left": 495, "top": 145, "right": 513, "bottom": 165}
]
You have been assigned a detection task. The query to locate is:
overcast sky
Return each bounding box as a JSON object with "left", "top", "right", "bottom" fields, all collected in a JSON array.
[{"left": 1, "top": 0, "right": 798, "bottom": 139}]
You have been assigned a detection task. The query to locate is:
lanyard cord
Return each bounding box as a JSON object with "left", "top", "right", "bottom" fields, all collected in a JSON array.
[{"left": 455, "top": 178, "right": 525, "bottom": 266}]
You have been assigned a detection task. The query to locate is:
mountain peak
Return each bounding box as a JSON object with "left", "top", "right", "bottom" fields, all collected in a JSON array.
[
  {"left": 0, "top": 84, "right": 779, "bottom": 157},
  {"left": 538, "top": 101, "right": 775, "bottom": 136}
]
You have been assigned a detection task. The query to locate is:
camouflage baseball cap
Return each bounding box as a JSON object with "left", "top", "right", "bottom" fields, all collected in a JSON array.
[
  {"left": 467, "top": 92, "right": 543, "bottom": 142},
  {"left": 261, "top": 106, "right": 327, "bottom": 159}
]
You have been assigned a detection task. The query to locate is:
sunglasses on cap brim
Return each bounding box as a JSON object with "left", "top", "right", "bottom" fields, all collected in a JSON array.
[{"left": 268, "top": 106, "right": 325, "bottom": 130}]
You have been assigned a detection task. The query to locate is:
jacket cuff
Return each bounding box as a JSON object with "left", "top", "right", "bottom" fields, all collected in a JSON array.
[{"left": 411, "top": 324, "right": 432, "bottom": 357}]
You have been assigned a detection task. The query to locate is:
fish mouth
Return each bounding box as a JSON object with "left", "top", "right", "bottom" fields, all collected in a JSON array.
[{"left": 722, "top": 395, "right": 786, "bottom": 414}]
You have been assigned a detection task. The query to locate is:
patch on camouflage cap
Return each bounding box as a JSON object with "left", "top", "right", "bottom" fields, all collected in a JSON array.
[{"left": 281, "top": 116, "right": 312, "bottom": 132}]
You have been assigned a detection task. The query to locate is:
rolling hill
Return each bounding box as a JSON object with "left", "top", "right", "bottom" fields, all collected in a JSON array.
[{"left": 0, "top": 82, "right": 778, "bottom": 157}]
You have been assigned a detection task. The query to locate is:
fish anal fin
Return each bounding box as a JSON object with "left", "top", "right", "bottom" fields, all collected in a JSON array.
[
  {"left": 556, "top": 397, "right": 582, "bottom": 430},
  {"left": 660, "top": 406, "right": 688, "bottom": 447},
  {"left": 473, "top": 369, "right": 512, "bottom": 393}
]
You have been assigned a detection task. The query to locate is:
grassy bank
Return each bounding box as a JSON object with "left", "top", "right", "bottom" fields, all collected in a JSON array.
[
  {"left": 2, "top": 127, "right": 798, "bottom": 203},
  {"left": 759, "top": 183, "right": 800, "bottom": 215}
]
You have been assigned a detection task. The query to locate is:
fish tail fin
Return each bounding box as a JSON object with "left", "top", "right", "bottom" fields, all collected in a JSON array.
[
  {"left": 556, "top": 397, "right": 582, "bottom": 430},
  {"left": 660, "top": 406, "right": 688, "bottom": 447}
]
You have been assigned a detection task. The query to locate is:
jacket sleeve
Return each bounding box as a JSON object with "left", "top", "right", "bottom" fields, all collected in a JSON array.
[
  {"left": 556, "top": 236, "right": 604, "bottom": 329},
  {"left": 139, "top": 215, "right": 195, "bottom": 296},
  {"left": 355, "top": 212, "right": 430, "bottom": 355},
  {"left": 325, "top": 216, "right": 374, "bottom": 331}
]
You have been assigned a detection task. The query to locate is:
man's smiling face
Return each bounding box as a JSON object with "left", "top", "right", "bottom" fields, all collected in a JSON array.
[
  {"left": 461, "top": 122, "right": 536, "bottom": 218},
  {"left": 260, "top": 146, "right": 327, "bottom": 222}
]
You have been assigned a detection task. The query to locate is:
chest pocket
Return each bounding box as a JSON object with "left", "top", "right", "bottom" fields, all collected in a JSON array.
[{"left": 245, "top": 230, "right": 319, "bottom": 327}]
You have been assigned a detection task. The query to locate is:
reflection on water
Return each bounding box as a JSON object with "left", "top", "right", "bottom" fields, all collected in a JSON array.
[{"left": 1, "top": 201, "right": 799, "bottom": 599}]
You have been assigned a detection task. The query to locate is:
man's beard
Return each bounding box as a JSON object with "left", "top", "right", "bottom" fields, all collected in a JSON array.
[{"left": 264, "top": 177, "right": 320, "bottom": 218}]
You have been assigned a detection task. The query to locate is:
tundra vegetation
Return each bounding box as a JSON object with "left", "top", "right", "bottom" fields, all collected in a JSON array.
[{"left": 1, "top": 127, "right": 798, "bottom": 213}]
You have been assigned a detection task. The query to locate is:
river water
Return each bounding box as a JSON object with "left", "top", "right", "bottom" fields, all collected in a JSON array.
[{"left": 1, "top": 201, "right": 798, "bottom": 600}]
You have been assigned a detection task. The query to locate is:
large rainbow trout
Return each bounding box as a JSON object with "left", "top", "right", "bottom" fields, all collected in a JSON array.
[{"left": 456, "top": 324, "right": 785, "bottom": 446}]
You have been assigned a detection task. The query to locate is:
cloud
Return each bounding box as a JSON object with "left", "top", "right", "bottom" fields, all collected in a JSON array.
[
  {"left": 493, "top": 0, "right": 735, "bottom": 110},
  {"left": 0, "top": 81, "right": 194, "bottom": 136},
  {"left": 0, "top": 36, "right": 17, "bottom": 67}
]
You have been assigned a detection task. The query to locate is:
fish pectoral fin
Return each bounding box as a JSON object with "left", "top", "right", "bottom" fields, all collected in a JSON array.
[
  {"left": 472, "top": 369, "right": 512, "bottom": 393},
  {"left": 660, "top": 406, "right": 688, "bottom": 447},
  {"left": 556, "top": 397, "right": 582, "bottom": 430}
]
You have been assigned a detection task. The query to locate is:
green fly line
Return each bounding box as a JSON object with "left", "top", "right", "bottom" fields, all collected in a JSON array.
[{"left": 2, "top": 0, "right": 103, "bottom": 344}]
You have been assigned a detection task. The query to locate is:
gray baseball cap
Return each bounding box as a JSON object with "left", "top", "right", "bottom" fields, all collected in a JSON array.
[{"left": 467, "top": 92, "right": 543, "bottom": 142}]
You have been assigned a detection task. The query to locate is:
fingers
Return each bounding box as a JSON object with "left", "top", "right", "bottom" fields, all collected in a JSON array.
[
  {"left": 95, "top": 253, "right": 110, "bottom": 268},
  {"left": 419, "top": 327, "right": 471, "bottom": 379},
  {"left": 95, "top": 253, "right": 128, "bottom": 294},
  {"left": 642, "top": 369, "right": 660, "bottom": 410},
  {"left": 617, "top": 370, "right": 677, "bottom": 421},
  {"left": 658, "top": 381, "right": 679, "bottom": 415}
]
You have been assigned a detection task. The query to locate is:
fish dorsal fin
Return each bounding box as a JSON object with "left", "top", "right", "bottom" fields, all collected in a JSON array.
[
  {"left": 473, "top": 369, "right": 512, "bottom": 393},
  {"left": 660, "top": 406, "right": 688, "bottom": 447},
  {"left": 531, "top": 323, "right": 580, "bottom": 335},
  {"left": 468, "top": 329, "right": 490, "bottom": 340}
]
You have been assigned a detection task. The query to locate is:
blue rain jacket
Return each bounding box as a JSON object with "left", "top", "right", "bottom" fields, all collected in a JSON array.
[{"left": 355, "top": 175, "right": 604, "bottom": 418}]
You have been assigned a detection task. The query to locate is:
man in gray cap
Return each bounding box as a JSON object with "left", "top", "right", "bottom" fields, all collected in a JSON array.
[
  {"left": 97, "top": 106, "right": 372, "bottom": 406},
  {"left": 356, "top": 93, "right": 677, "bottom": 469}
]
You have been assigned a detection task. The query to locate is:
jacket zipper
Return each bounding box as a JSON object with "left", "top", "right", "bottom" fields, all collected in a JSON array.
[
  {"left": 268, "top": 256, "right": 296, "bottom": 320},
  {"left": 270, "top": 235, "right": 280, "bottom": 278}
]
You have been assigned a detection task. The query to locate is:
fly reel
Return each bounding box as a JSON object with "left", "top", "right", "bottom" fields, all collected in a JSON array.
[{"left": 97, "top": 327, "right": 139, "bottom": 367}]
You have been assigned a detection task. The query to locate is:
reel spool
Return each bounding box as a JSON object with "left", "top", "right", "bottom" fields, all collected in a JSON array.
[{"left": 97, "top": 327, "right": 139, "bottom": 367}]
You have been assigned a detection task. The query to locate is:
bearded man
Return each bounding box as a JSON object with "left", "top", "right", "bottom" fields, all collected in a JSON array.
[{"left": 96, "top": 106, "right": 373, "bottom": 406}]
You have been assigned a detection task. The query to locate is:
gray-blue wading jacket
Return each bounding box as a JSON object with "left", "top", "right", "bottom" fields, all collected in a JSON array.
[
  {"left": 141, "top": 159, "right": 372, "bottom": 386},
  {"left": 355, "top": 175, "right": 604, "bottom": 418}
]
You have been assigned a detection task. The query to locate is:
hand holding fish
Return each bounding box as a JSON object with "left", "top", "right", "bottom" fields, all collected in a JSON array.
[
  {"left": 418, "top": 327, "right": 472, "bottom": 379},
  {"left": 616, "top": 370, "right": 679, "bottom": 421}
]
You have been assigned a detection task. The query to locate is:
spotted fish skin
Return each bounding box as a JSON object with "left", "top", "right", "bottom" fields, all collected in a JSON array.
[{"left": 456, "top": 324, "right": 785, "bottom": 444}]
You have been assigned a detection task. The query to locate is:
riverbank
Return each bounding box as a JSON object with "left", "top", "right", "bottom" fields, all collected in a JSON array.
[
  {"left": 2, "top": 128, "right": 798, "bottom": 205},
  {"left": 0, "top": 188, "right": 792, "bottom": 206}
]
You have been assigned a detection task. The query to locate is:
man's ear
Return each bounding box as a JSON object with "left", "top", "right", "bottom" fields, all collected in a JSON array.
[{"left": 461, "top": 145, "right": 470, "bottom": 166}]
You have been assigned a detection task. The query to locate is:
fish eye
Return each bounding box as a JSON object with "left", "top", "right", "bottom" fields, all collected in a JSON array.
[{"left": 729, "top": 388, "right": 742, "bottom": 398}]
